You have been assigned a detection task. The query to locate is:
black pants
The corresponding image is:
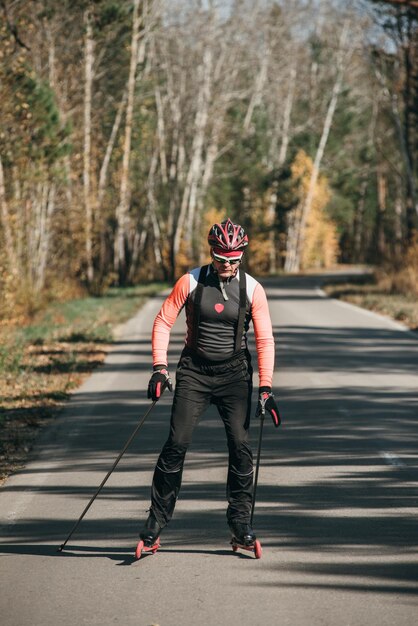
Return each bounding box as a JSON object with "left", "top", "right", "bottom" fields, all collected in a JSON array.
[{"left": 150, "top": 349, "right": 253, "bottom": 527}]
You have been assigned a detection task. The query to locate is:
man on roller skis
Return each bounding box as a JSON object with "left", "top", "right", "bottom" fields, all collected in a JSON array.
[{"left": 139, "top": 218, "right": 280, "bottom": 554}]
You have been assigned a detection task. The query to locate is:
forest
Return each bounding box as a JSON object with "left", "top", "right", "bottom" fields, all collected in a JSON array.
[{"left": 0, "top": 0, "right": 417, "bottom": 321}]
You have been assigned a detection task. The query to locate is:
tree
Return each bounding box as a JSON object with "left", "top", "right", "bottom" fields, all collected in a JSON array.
[
  {"left": 285, "top": 18, "right": 353, "bottom": 272},
  {"left": 367, "top": 0, "right": 418, "bottom": 242}
]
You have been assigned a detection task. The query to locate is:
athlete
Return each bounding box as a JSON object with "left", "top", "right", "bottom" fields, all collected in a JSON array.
[{"left": 139, "top": 218, "right": 280, "bottom": 550}]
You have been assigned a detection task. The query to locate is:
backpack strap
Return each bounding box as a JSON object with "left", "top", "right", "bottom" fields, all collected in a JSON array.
[
  {"left": 235, "top": 269, "right": 247, "bottom": 353},
  {"left": 192, "top": 265, "right": 247, "bottom": 354},
  {"left": 191, "top": 265, "right": 209, "bottom": 347}
]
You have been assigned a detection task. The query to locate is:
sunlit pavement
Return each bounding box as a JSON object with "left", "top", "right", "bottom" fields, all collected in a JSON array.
[{"left": 1, "top": 273, "right": 417, "bottom": 626}]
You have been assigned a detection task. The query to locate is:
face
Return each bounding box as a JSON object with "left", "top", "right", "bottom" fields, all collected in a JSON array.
[{"left": 211, "top": 253, "right": 241, "bottom": 279}]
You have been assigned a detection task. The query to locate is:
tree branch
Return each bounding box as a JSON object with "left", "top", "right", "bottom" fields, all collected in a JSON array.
[{"left": 0, "top": 0, "right": 30, "bottom": 50}]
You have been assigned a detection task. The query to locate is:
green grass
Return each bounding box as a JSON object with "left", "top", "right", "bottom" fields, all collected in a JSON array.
[
  {"left": 2, "top": 282, "right": 168, "bottom": 360},
  {"left": 0, "top": 282, "right": 168, "bottom": 480}
]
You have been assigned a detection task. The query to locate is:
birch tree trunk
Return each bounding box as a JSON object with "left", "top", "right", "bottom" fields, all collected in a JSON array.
[
  {"left": 146, "top": 147, "right": 163, "bottom": 266},
  {"left": 97, "top": 89, "right": 128, "bottom": 209},
  {"left": 394, "top": 188, "right": 403, "bottom": 261},
  {"left": 13, "top": 169, "right": 25, "bottom": 265},
  {"left": 374, "top": 64, "right": 418, "bottom": 242},
  {"left": 34, "top": 183, "right": 56, "bottom": 293},
  {"left": 194, "top": 114, "right": 223, "bottom": 262},
  {"left": 390, "top": 90, "right": 417, "bottom": 239},
  {"left": 46, "top": 24, "right": 56, "bottom": 90},
  {"left": 173, "top": 47, "right": 213, "bottom": 266},
  {"left": 155, "top": 85, "right": 168, "bottom": 184},
  {"left": 0, "top": 156, "right": 18, "bottom": 274},
  {"left": 285, "top": 21, "right": 351, "bottom": 273},
  {"left": 128, "top": 145, "right": 163, "bottom": 281},
  {"left": 243, "top": 46, "right": 269, "bottom": 133},
  {"left": 194, "top": 40, "right": 242, "bottom": 261},
  {"left": 354, "top": 177, "right": 368, "bottom": 262},
  {"left": 376, "top": 164, "right": 387, "bottom": 259},
  {"left": 267, "top": 181, "right": 279, "bottom": 273},
  {"left": 165, "top": 79, "right": 183, "bottom": 262},
  {"left": 83, "top": 7, "right": 95, "bottom": 284},
  {"left": 267, "top": 64, "right": 297, "bottom": 273},
  {"left": 114, "top": 0, "right": 142, "bottom": 282},
  {"left": 185, "top": 47, "right": 213, "bottom": 248},
  {"left": 277, "top": 66, "right": 297, "bottom": 168}
]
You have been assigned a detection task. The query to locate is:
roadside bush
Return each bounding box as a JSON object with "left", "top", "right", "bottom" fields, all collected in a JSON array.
[{"left": 377, "top": 235, "right": 418, "bottom": 296}]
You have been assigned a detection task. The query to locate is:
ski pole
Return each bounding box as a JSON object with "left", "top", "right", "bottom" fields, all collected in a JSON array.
[
  {"left": 250, "top": 409, "right": 265, "bottom": 527},
  {"left": 58, "top": 396, "right": 161, "bottom": 552}
]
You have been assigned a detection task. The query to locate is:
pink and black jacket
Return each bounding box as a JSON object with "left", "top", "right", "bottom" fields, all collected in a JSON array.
[{"left": 152, "top": 265, "right": 275, "bottom": 388}]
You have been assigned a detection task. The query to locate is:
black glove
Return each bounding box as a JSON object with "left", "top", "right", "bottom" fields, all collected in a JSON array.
[
  {"left": 256, "top": 386, "right": 281, "bottom": 427},
  {"left": 147, "top": 365, "right": 173, "bottom": 401}
]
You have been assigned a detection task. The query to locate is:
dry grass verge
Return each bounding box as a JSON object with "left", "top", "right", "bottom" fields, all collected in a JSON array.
[
  {"left": 0, "top": 283, "right": 167, "bottom": 485},
  {"left": 323, "top": 275, "right": 418, "bottom": 332}
]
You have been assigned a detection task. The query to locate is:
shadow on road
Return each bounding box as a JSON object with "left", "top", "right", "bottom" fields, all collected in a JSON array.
[{"left": 1, "top": 275, "right": 417, "bottom": 598}]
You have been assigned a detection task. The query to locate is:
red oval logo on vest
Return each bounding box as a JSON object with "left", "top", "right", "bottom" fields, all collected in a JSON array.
[{"left": 214, "top": 303, "right": 224, "bottom": 313}]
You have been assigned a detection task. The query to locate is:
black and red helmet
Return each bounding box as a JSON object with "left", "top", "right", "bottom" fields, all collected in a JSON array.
[{"left": 208, "top": 218, "right": 249, "bottom": 252}]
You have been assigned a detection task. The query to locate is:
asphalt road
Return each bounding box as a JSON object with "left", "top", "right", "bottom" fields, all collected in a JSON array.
[{"left": 1, "top": 273, "right": 417, "bottom": 626}]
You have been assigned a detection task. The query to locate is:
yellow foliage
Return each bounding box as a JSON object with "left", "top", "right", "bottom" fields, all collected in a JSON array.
[
  {"left": 0, "top": 247, "right": 21, "bottom": 324},
  {"left": 166, "top": 208, "right": 228, "bottom": 279},
  {"left": 291, "top": 150, "right": 339, "bottom": 269},
  {"left": 174, "top": 209, "right": 229, "bottom": 278},
  {"left": 200, "top": 207, "right": 227, "bottom": 264},
  {"left": 403, "top": 235, "right": 418, "bottom": 296},
  {"left": 246, "top": 198, "right": 272, "bottom": 276},
  {"left": 378, "top": 233, "right": 418, "bottom": 297},
  {"left": 0, "top": 236, "right": 85, "bottom": 325},
  {"left": 175, "top": 238, "right": 194, "bottom": 277},
  {"left": 201, "top": 207, "right": 272, "bottom": 276}
]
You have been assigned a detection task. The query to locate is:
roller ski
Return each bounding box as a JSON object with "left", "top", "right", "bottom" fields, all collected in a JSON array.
[
  {"left": 228, "top": 392, "right": 273, "bottom": 561},
  {"left": 229, "top": 521, "right": 262, "bottom": 559},
  {"left": 135, "top": 511, "right": 162, "bottom": 560}
]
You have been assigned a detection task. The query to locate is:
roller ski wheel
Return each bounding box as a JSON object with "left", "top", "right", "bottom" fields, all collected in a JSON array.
[
  {"left": 231, "top": 538, "right": 262, "bottom": 559},
  {"left": 135, "top": 537, "right": 160, "bottom": 560},
  {"left": 229, "top": 521, "right": 262, "bottom": 559}
]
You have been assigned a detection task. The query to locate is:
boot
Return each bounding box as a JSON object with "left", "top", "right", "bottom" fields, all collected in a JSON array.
[
  {"left": 228, "top": 520, "right": 256, "bottom": 546},
  {"left": 139, "top": 510, "right": 162, "bottom": 547}
]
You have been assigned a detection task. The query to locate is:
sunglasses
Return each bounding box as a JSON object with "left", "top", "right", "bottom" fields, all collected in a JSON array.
[{"left": 212, "top": 253, "right": 241, "bottom": 265}]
